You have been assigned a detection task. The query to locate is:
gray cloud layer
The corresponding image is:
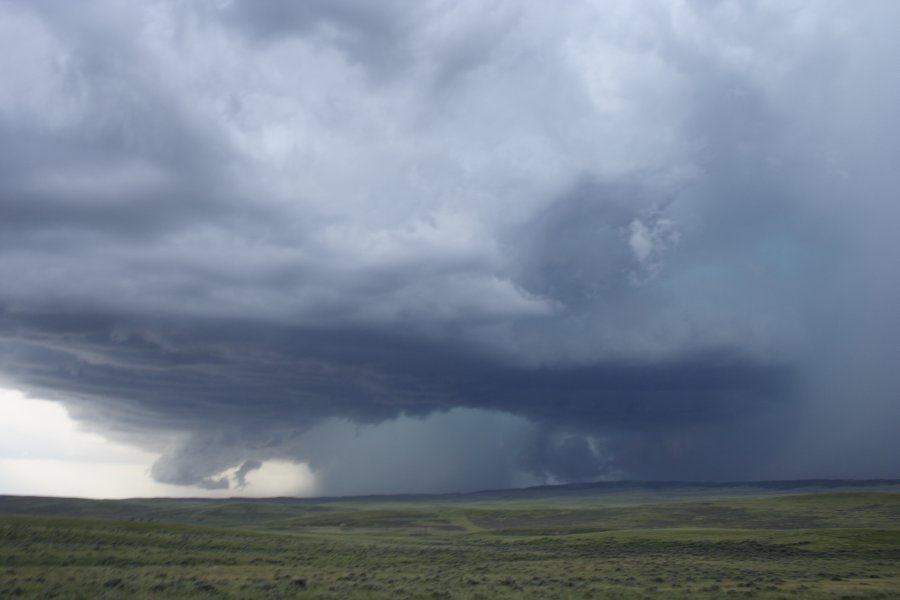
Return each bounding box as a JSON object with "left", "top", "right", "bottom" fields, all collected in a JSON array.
[{"left": 1, "top": 0, "right": 899, "bottom": 493}]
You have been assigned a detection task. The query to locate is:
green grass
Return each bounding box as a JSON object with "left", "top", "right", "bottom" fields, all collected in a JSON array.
[{"left": 1, "top": 487, "right": 899, "bottom": 598}]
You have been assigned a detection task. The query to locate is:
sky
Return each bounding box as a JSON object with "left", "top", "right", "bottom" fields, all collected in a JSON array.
[{"left": 1, "top": 0, "right": 899, "bottom": 498}]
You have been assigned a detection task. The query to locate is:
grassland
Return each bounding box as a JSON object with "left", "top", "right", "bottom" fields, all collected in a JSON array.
[{"left": 1, "top": 481, "right": 899, "bottom": 598}]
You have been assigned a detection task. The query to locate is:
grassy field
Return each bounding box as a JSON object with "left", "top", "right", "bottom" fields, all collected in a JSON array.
[{"left": 1, "top": 482, "right": 899, "bottom": 598}]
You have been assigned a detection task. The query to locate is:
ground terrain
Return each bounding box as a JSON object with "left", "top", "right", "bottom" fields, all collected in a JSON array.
[{"left": 1, "top": 480, "right": 899, "bottom": 598}]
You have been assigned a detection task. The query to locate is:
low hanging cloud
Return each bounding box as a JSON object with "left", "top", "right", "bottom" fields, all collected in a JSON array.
[{"left": 1, "top": 0, "right": 899, "bottom": 494}]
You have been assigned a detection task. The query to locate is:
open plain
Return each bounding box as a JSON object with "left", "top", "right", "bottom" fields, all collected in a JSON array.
[{"left": 1, "top": 481, "right": 899, "bottom": 599}]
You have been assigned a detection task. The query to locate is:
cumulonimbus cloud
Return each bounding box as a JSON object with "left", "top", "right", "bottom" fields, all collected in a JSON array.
[{"left": 1, "top": 0, "right": 899, "bottom": 493}]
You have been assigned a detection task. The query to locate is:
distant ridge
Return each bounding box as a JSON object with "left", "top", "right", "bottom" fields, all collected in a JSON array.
[
  {"left": 494, "top": 478, "right": 900, "bottom": 495},
  {"left": 1, "top": 479, "right": 899, "bottom": 509}
]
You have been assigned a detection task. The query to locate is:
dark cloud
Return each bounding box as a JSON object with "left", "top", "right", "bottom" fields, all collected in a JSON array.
[
  {"left": 222, "top": 0, "right": 417, "bottom": 78},
  {"left": 0, "top": 0, "right": 898, "bottom": 494},
  {"left": 0, "top": 303, "right": 796, "bottom": 489}
]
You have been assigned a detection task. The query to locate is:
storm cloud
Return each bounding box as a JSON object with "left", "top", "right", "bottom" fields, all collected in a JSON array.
[{"left": 1, "top": 0, "right": 899, "bottom": 494}]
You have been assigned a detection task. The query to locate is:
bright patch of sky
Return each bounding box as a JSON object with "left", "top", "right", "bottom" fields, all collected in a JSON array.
[{"left": 0, "top": 388, "right": 316, "bottom": 499}]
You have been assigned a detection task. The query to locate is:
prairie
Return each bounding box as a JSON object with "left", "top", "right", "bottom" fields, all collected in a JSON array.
[{"left": 1, "top": 481, "right": 899, "bottom": 598}]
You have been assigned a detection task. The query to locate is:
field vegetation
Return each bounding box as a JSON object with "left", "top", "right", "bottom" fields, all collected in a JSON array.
[{"left": 1, "top": 482, "right": 899, "bottom": 598}]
